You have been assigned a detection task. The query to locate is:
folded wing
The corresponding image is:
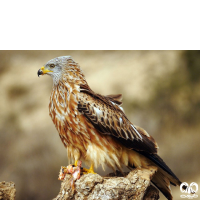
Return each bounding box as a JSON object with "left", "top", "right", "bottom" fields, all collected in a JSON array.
[{"left": 78, "top": 84, "right": 158, "bottom": 154}]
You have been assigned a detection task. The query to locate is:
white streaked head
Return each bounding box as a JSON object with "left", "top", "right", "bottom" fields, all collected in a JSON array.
[{"left": 37, "top": 56, "right": 77, "bottom": 85}]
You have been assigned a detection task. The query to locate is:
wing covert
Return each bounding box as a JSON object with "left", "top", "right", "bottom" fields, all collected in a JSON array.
[{"left": 78, "top": 84, "right": 158, "bottom": 154}]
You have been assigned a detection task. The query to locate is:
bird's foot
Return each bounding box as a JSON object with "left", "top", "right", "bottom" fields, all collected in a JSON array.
[
  {"left": 73, "top": 160, "right": 79, "bottom": 167},
  {"left": 82, "top": 164, "right": 96, "bottom": 174}
]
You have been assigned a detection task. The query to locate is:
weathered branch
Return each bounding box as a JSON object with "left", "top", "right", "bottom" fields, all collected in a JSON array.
[
  {"left": 0, "top": 167, "right": 159, "bottom": 200},
  {"left": 0, "top": 181, "right": 16, "bottom": 200},
  {"left": 54, "top": 166, "right": 159, "bottom": 200}
]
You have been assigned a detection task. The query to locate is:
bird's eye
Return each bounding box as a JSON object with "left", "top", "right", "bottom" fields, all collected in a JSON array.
[{"left": 49, "top": 64, "right": 55, "bottom": 68}]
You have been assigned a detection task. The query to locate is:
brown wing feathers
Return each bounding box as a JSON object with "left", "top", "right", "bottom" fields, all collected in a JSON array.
[
  {"left": 78, "top": 98, "right": 132, "bottom": 140},
  {"left": 105, "top": 94, "right": 123, "bottom": 105},
  {"left": 78, "top": 84, "right": 158, "bottom": 154},
  {"left": 78, "top": 84, "right": 182, "bottom": 193}
]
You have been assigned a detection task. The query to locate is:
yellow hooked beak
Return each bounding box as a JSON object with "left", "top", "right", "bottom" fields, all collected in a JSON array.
[{"left": 37, "top": 66, "right": 53, "bottom": 77}]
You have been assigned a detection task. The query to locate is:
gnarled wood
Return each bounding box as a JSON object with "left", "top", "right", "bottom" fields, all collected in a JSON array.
[
  {"left": 0, "top": 181, "right": 16, "bottom": 200},
  {"left": 54, "top": 167, "right": 159, "bottom": 200}
]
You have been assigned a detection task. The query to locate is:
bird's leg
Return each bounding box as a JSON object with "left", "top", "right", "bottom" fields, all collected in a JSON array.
[
  {"left": 73, "top": 160, "right": 78, "bottom": 167},
  {"left": 82, "top": 163, "right": 96, "bottom": 174}
]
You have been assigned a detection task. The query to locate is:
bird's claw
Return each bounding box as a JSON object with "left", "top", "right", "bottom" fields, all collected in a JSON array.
[{"left": 82, "top": 164, "right": 96, "bottom": 174}]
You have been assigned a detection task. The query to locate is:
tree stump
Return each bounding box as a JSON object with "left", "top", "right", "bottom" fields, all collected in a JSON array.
[
  {"left": 0, "top": 181, "right": 16, "bottom": 200},
  {"left": 54, "top": 166, "right": 159, "bottom": 200}
]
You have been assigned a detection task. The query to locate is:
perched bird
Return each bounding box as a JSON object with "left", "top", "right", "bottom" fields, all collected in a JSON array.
[{"left": 38, "top": 56, "right": 182, "bottom": 200}]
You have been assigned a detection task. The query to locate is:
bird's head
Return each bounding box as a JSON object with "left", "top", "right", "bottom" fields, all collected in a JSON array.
[{"left": 38, "top": 56, "right": 83, "bottom": 85}]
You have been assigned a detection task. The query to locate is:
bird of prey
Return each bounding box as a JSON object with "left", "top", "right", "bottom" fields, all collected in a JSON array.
[{"left": 38, "top": 56, "right": 183, "bottom": 200}]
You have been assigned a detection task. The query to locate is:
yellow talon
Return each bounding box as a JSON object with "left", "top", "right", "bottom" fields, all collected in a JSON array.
[{"left": 82, "top": 164, "right": 96, "bottom": 174}]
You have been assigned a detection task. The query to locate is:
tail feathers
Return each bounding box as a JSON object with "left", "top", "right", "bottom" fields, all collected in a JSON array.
[
  {"left": 135, "top": 152, "right": 181, "bottom": 199},
  {"left": 141, "top": 153, "right": 180, "bottom": 183},
  {"left": 152, "top": 170, "right": 173, "bottom": 200}
]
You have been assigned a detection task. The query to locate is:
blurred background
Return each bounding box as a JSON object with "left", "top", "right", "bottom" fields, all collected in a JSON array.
[{"left": 0, "top": 50, "right": 199, "bottom": 200}]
